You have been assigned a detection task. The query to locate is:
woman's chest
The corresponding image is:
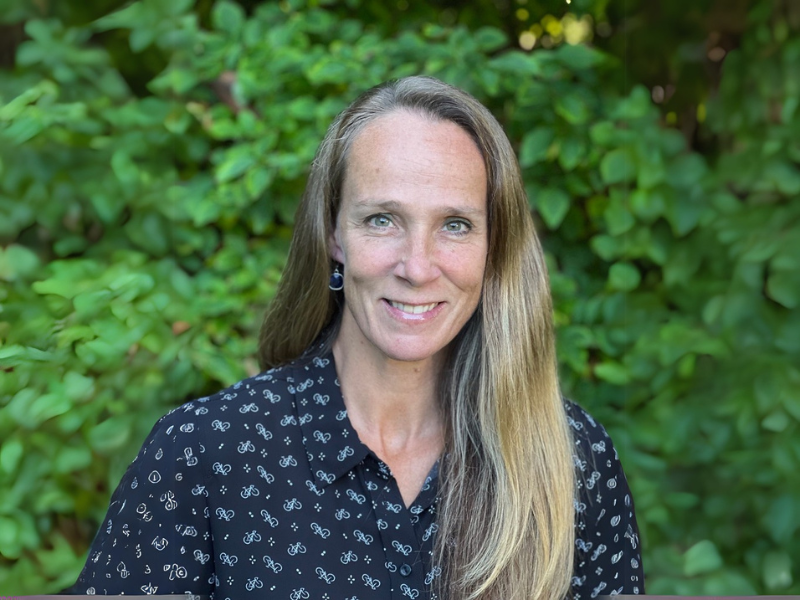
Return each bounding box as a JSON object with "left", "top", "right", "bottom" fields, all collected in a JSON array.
[{"left": 200, "top": 450, "right": 439, "bottom": 599}]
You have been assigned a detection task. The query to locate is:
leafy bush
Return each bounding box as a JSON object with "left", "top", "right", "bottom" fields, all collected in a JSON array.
[{"left": 0, "top": 0, "right": 798, "bottom": 593}]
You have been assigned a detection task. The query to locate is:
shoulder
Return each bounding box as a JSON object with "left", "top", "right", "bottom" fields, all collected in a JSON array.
[
  {"left": 563, "top": 398, "right": 619, "bottom": 470},
  {"left": 129, "top": 363, "right": 302, "bottom": 469},
  {"left": 563, "top": 398, "right": 633, "bottom": 514},
  {"left": 564, "top": 399, "right": 645, "bottom": 595},
  {"left": 563, "top": 398, "right": 607, "bottom": 441},
  {"left": 154, "top": 362, "right": 300, "bottom": 430},
  {"left": 563, "top": 397, "right": 636, "bottom": 529}
]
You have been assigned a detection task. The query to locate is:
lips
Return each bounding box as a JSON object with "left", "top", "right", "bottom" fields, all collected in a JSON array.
[{"left": 387, "top": 300, "right": 440, "bottom": 314}]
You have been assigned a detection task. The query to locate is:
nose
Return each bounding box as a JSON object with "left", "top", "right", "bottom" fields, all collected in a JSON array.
[{"left": 394, "top": 230, "right": 441, "bottom": 286}]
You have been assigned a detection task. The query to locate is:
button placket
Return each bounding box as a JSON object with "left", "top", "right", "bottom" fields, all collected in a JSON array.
[{"left": 363, "top": 456, "right": 429, "bottom": 599}]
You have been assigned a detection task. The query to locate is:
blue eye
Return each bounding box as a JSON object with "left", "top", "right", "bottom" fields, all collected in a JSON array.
[
  {"left": 444, "top": 220, "right": 471, "bottom": 234},
  {"left": 367, "top": 214, "right": 393, "bottom": 227}
]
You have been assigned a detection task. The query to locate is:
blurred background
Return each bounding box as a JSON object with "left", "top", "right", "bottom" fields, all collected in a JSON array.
[{"left": 0, "top": 0, "right": 798, "bottom": 594}]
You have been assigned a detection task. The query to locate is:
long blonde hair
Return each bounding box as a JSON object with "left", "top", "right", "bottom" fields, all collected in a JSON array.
[{"left": 258, "top": 76, "right": 575, "bottom": 600}]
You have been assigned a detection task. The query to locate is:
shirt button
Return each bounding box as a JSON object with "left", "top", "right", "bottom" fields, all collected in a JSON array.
[{"left": 400, "top": 564, "right": 412, "bottom": 577}]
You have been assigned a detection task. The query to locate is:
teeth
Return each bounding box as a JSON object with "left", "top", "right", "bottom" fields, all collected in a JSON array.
[{"left": 390, "top": 301, "right": 438, "bottom": 314}]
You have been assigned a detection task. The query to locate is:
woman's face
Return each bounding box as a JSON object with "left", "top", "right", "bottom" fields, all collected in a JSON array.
[{"left": 330, "top": 110, "right": 488, "bottom": 366}]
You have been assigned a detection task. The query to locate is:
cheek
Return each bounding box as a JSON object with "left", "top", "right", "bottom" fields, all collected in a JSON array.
[
  {"left": 446, "top": 248, "right": 487, "bottom": 288},
  {"left": 345, "top": 240, "right": 400, "bottom": 275}
]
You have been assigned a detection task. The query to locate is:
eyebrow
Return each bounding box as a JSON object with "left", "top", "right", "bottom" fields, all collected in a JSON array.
[{"left": 351, "top": 198, "right": 486, "bottom": 218}]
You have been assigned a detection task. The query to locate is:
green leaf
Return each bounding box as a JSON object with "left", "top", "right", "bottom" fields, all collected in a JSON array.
[
  {"left": 763, "top": 494, "right": 798, "bottom": 545},
  {"left": 765, "top": 160, "right": 800, "bottom": 195},
  {"left": 88, "top": 416, "right": 132, "bottom": 454},
  {"left": 555, "top": 92, "right": 591, "bottom": 125},
  {"left": 767, "top": 270, "right": 800, "bottom": 308},
  {"left": 636, "top": 159, "right": 665, "bottom": 188},
  {"left": 488, "top": 51, "right": 542, "bottom": 76},
  {"left": 772, "top": 234, "right": 800, "bottom": 270},
  {"left": 659, "top": 129, "right": 686, "bottom": 156},
  {"left": 629, "top": 189, "right": 664, "bottom": 223},
  {"left": 164, "top": 0, "right": 195, "bottom": 16},
  {"left": 589, "top": 121, "right": 616, "bottom": 146},
  {"left": 93, "top": 3, "right": 144, "bottom": 32},
  {"left": 666, "top": 154, "right": 707, "bottom": 189},
  {"left": 761, "top": 410, "right": 789, "bottom": 432},
  {"left": 763, "top": 550, "right": 793, "bottom": 590},
  {"left": 30, "top": 393, "right": 72, "bottom": 425},
  {"left": 741, "top": 238, "right": 779, "bottom": 263},
  {"left": 7, "top": 389, "right": 70, "bottom": 429},
  {"left": 590, "top": 234, "right": 618, "bottom": 261},
  {"left": 64, "top": 371, "right": 94, "bottom": 402},
  {"left": 519, "top": 128, "right": 554, "bottom": 167},
  {"left": 683, "top": 540, "right": 723, "bottom": 576},
  {"left": 595, "top": 362, "right": 631, "bottom": 385},
  {"left": 0, "top": 245, "right": 40, "bottom": 281},
  {"left": 306, "top": 58, "right": 357, "bottom": 85},
  {"left": 554, "top": 44, "right": 605, "bottom": 70},
  {"left": 53, "top": 446, "right": 93, "bottom": 474},
  {"left": 604, "top": 194, "right": 635, "bottom": 236},
  {"left": 216, "top": 152, "right": 256, "bottom": 183},
  {"left": 0, "top": 345, "right": 51, "bottom": 366},
  {"left": 0, "top": 439, "right": 24, "bottom": 474},
  {"left": 609, "top": 85, "right": 653, "bottom": 120},
  {"left": 111, "top": 150, "right": 139, "bottom": 188},
  {"left": 245, "top": 167, "right": 273, "bottom": 200},
  {"left": 288, "top": 97, "right": 317, "bottom": 120},
  {"left": 2, "top": 115, "right": 44, "bottom": 145},
  {"left": 0, "top": 515, "right": 21, "bottom": 559},
  {"left": 535, "top": 188, "right": 570, "bottom": 229},
  {"left": 783, "top": 383, "right": 800, "bottom": 421},
  {"left": 0, "top": 81, "right": 55, "bottom": 120},
  {"left": 608, "top": 262, "right": 641, "bottom": 291},
  {"left": 702, "top": 570, "right": 759, "bottom": 595},
  {"left": 90, "top": 193, "right": 126, "bottom": 224},
  {"left": 600, "top": 148, "right": 636, "bottom": 184},
  {"left": 130, "top": 27, "right": 156, "bottom": 53},
  {"left": 666, "top": 193, "right": 704, "bottom": 237},
  {"left": 74, "top": 290, "right": 113, "bottom": 319},
  {"left": 124, "top": 212, "right": 170, "bottom": 257},
  {"left": 152, "top": 66, "right": 200, "bottom": 95},
  {"left": 474, "top": 27, "right": 507, "bottom": 52},
  {"left": 558, "top": 137, "right": 585, "bottom": 170}
]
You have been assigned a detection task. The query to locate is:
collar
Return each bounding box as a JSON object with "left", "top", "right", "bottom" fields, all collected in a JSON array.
[
  {"left": 292, "top": 354, "right": 372, "bottom": 489},
  {"left": 292, "top": 353, "right": 441, "bottom": 511}
]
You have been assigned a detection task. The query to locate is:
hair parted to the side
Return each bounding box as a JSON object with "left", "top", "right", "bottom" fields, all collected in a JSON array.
[{"left": 258, "top": 76, "right": 575, "bottom": 600}]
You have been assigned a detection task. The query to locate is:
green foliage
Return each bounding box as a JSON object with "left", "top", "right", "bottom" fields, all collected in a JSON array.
[{"left": 1, "top": 0, "right": 799, "bottom": 594}]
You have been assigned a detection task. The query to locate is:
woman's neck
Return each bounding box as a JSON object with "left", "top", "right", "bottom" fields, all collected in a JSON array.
[
  {"left": 331, "top": 337, "right": 444, "bottom": 442},
  {"left": 331, "top": 336, "right": 445, "bottom": 507}
]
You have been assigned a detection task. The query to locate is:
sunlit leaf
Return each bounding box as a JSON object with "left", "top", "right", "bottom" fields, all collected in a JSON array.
[
  {"left": 608, "top": 262, "right": 641, "bottom": 291},
  {"left": 600, "top": 148, "right": 636, "bottom": 184},
  {"left": 767, "top": 270, "right": 800, "bottom": 308},
  {"left": 762, "top": 551, "right": 793, "bottom": 590},
  {"left": 519, "top": 127, "right": 554, "bottom": 167},
  {"left": 213, "top": 0, "right": 245, "bottom": 35},
  {"left": 683, "top": 540, "right": 723, "bottom": 576},
  {"left": 535, "top": 188, "right": 570, "bottom": 229}
]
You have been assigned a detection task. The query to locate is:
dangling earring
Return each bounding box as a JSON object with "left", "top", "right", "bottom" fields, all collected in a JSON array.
[{"left": 329, "top": 265, "right": 344, "bottom": 291}]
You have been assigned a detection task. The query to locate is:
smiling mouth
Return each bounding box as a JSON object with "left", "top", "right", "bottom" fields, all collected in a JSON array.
[{"left": 388, "top": 300, "right": 440, "bottom": 314}]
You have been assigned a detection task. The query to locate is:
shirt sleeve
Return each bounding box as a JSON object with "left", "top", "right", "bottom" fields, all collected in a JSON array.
[
  {"left": 65, "top": 405, "right": 215, "bottom": 596},
  {"left": 567, "top": 402, "right": 645, "bottom": 598}
]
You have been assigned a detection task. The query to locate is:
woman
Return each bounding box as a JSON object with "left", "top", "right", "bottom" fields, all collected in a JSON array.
[{"left": 69, "top": 76, "right": 644, "bottom": 599}]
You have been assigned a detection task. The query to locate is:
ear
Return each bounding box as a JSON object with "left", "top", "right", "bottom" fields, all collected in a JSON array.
[{"left": 328, "top": 224, "right": 345, "bottom": 264}]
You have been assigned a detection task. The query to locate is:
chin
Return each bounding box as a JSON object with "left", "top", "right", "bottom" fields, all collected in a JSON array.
[{"left": 377, "top": 338, "right": 450, "bottom": 365}]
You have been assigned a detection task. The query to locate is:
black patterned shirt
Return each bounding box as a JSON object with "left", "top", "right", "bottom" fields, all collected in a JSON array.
[{"left": 67, "top": 353, "right": 644, "bottom": 598}]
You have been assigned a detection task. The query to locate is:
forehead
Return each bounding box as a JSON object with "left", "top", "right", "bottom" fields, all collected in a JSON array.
[
  {"left": 349, "top": 109, "right": 481, "bottom": 159},
  {"left": 342, "top": 110, "right": 487, "bottom": 199}
]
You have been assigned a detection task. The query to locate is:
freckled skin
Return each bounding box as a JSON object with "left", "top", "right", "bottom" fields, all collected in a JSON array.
[{"left": 330, "top": 110, "right": 489, "bottom": 368}]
